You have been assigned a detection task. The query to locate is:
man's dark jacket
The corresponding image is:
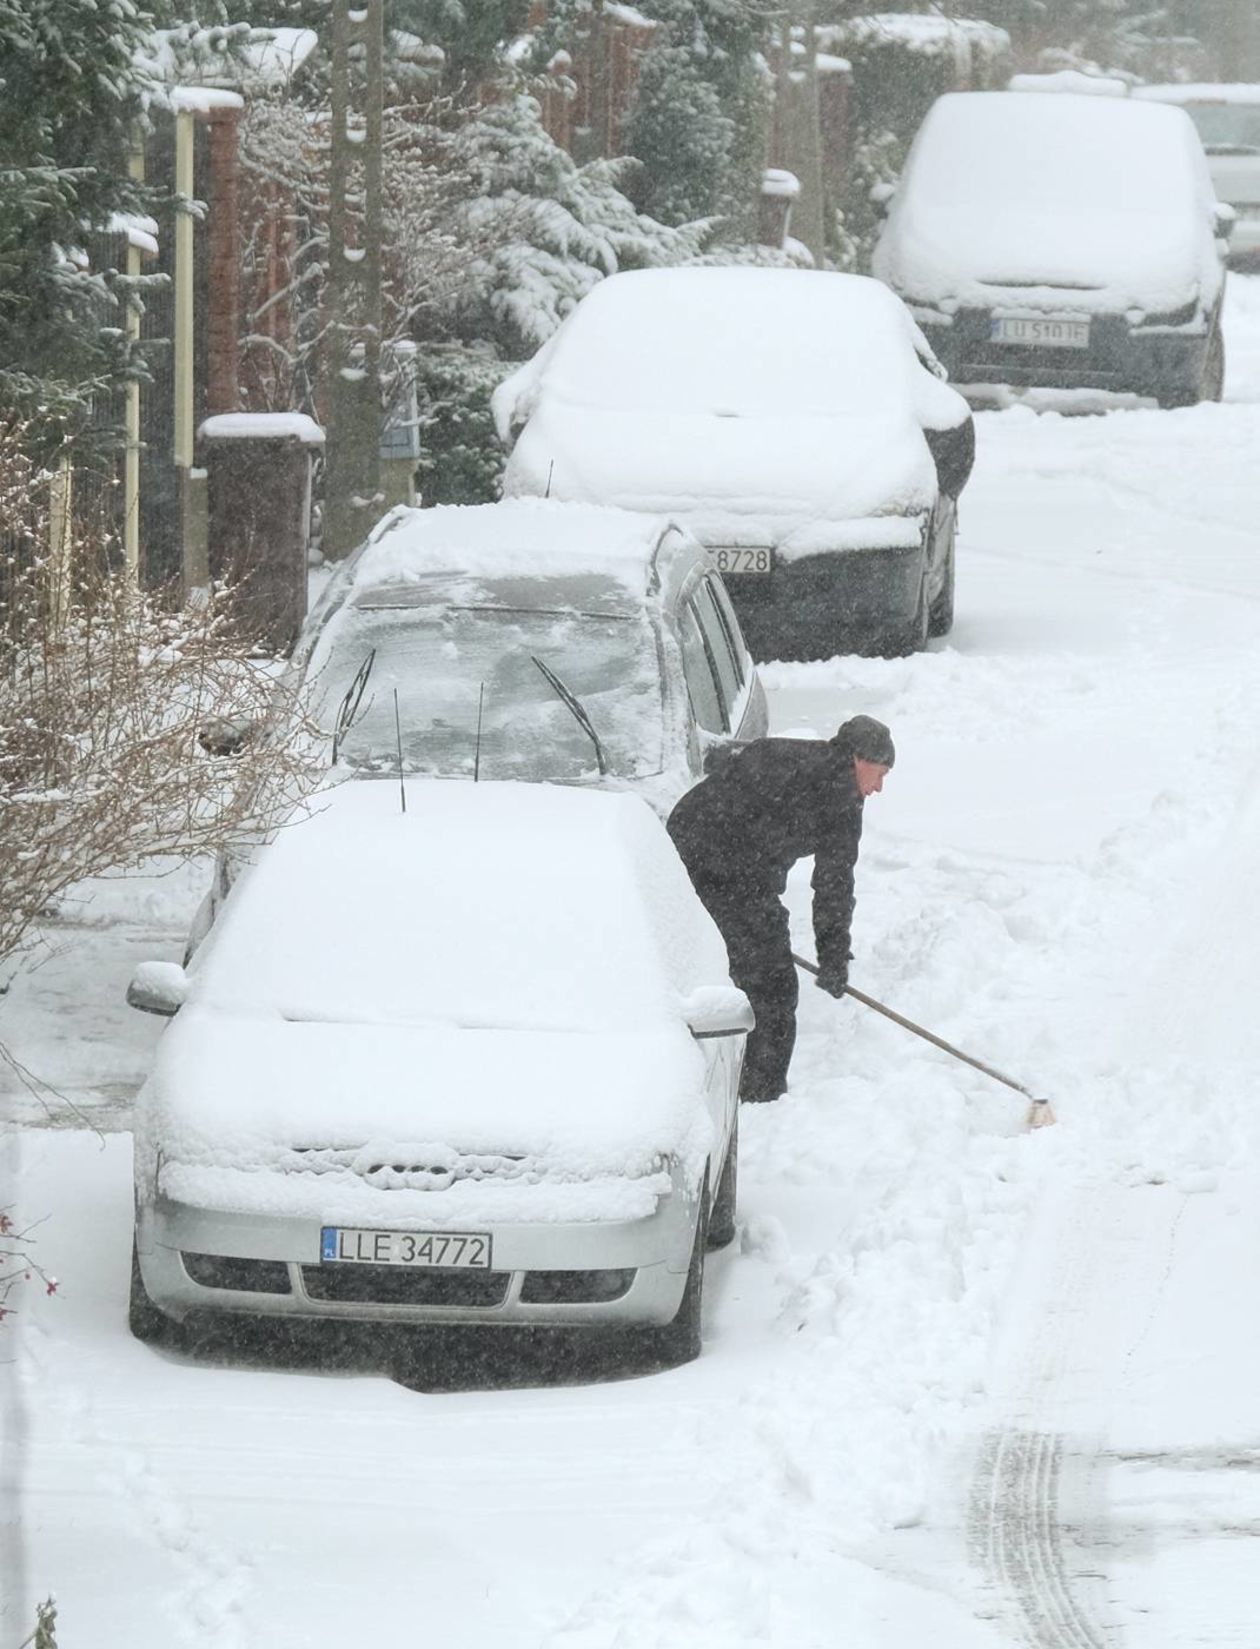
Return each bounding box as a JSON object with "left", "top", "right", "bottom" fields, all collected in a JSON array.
[{"left": 667, "top": 733, "right": 865, "bottom": 975}]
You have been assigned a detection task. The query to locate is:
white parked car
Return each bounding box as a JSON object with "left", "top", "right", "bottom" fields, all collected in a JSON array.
[
  {"left": 188, "top": 500, "right": 767, "bottom": 954},
  {"left": 493, "top": 268, "right": 975, "bottom": 661},
  {"left": 294, "top": 499, "right": 766, "bottom": 802},
  {"left": 1135, "top": 84, "right": 1260, "bottom": 267},
  {"left": 128, "top": 780, "right": 752, "bottom": 1372},
  {"left": 872, "top": 91, "right": 1232, "bottom": 407}
]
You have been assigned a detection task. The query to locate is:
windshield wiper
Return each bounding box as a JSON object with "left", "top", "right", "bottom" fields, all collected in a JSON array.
[
  {"left": 332, "top": 649, "right": 375, "bottom": 764},
  {"left": 531, "top": 656, "right": 608, "bottom": 776}
]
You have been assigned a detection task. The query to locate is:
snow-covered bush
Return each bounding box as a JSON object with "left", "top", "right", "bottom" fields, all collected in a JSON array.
[
  {"left": 0, "top": 423, "right": 316, "bottom": 978},
  {"left": 816, "top": 12, "right": 1011, "bottom": 273},
  {"left": 413, "top": 346, "right": 518, "bottom": 505},
  {"left": 447, "top": 92, "right": 711, "bottom": 357}
]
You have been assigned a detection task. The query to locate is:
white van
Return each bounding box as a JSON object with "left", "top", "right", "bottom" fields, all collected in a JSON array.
[
  {"left": 1135, "top": 84, "right": 1260, "bottom": 266},
  {"left": 872, "top": 91, "right": 1231, "bottom": 407}
]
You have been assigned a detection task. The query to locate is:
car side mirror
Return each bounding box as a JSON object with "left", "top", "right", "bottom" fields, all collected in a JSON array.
[
  {"left": 924, "top": 417, "right": 976, "bottom": 501},
  {"left": 127, "top": 960, "right": 191, "bottom": 1017},
  {"left": 681, "top": 985, "right": 755, "bottom": 1038},
  {"left": 869, "top": 180, "right": 897, "bottom": 219},
  {"left": 1213, "top": 200, "right": 1236, "bottom": 243},
  {"left": 198, "top": 716, "right": 258, "bottom": 757}
]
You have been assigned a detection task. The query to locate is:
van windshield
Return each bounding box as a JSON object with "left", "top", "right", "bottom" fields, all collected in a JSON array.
[{"left": 910, "top": 99, "right": 1195, "bottom": 216}]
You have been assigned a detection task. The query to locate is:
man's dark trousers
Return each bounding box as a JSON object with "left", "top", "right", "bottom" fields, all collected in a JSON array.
[{"left": 690, "top": 869, "right": 798, "bottom": 1102}]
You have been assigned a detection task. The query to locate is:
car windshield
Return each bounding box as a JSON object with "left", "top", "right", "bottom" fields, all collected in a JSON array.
[
  {"left": 304, "top": 587, "right": 665, "bottom": 782},
  {"left": 1185, "top": 103, "right": 1260, "bottom": 153}
]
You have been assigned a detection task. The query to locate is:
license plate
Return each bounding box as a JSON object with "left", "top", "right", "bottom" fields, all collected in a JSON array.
[
  {"left": 712, "top": 547, "right": 773, "bottom": 575},
  {"left": 991, "top": 317, "right": 1089, "bottom": 348},
  {"left": 320, "top": 1226, "right": 493, "bottom": 1268}
]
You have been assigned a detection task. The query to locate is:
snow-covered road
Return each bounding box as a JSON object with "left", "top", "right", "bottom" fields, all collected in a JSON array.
[{"left": 6, "top": 280, "right": 1260, "bottom": 1648}]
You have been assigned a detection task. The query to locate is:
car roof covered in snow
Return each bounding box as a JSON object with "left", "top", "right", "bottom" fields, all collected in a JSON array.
[
  {"left": 348, "top": 500, "right": 679, "bottom": 597},
  {"left": 192, "top": 778, "right": 732, "bottom": 1033},
  {"left": 1135, "top": 83, "right": 1260, "bottom": 107}
]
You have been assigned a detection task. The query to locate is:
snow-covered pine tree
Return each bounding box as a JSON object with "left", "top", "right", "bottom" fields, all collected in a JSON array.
[
  {"left": 0, "top": 0, "right": 159, "bottom": 450},
  {"left": 622, "top": 0, "right": 768, "bottom": 231},
  {"left": 393, "top": 0, "right": 530, "bottom": 83},
  {"left": 447, "top": 91, "right": 709, "bottom": 358}
]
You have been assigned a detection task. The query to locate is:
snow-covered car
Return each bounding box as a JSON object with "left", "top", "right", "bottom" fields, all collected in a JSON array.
[
  {"left": 127, "top": 779, "right": 751, "bottom": 1371},
  {"left": 186, "top": 500, "right": 767, "bottom": 954},
  {"left": 872, "top": 91, "right": 1232, "bottom": 407},
  {"left": 493, "top": 268, "right": 975, "bottom": 661},
  {"left": 1135, "top": 84, "right": 1260, "bottom": 267},
  {"left": 295, "top": 499, "right": 766, "bottom": 801}
]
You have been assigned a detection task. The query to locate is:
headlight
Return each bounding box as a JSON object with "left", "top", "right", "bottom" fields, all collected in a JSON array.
[{"left": 1131, "top": 296, "right": 1200, "bottom": 329}]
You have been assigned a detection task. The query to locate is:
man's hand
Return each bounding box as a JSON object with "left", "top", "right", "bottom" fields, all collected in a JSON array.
[{"left": 814, "top": 963, "right": 849, "bottom": 999}]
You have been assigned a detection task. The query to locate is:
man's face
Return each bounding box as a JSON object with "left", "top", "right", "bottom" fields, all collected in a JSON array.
[{"left": 854, "top": 757, "right": 891, "bottom": 798}]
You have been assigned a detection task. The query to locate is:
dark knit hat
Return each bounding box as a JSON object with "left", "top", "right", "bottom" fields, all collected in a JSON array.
[{"left": 834, "top": 714, "right": 895, "bottom": 767}]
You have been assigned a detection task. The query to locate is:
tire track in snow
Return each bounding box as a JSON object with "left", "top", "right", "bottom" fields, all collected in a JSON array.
[{"left": 971, "top": 1427, "right": 1110, "bottom": 1649}]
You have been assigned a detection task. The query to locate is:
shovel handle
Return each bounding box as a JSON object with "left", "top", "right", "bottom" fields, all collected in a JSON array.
[{"left": 792, "top": 952, "right": 1039, "bottom": 1103}]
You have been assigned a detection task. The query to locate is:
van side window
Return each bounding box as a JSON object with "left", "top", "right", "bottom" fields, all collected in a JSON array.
[{"left": 678, "top": 602, "right": 728, "bottom": 734}]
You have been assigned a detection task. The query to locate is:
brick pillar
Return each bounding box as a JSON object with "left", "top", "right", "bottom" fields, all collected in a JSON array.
[{"left": 205, "top": 106, "right": 242, "bottom": 415}]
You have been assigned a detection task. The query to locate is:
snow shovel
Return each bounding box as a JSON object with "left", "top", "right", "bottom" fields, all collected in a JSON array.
[{"left": 792, "top": 953, "right": 1056, "bottom": 1129}]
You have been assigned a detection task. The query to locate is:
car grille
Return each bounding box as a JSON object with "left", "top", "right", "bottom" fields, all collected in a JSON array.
[
  {"left": 519, "top": 1269, "right": 635, "bottom": 1304},
  {"left": 301, "top": 1264, "right": 511, "bottom": 1307},
  {"left": 182, "top": 1252, "right": 292, "bottom": 1293},
  {"left": 284, "top": 1145, "right": 533, "bottom": 1192}
]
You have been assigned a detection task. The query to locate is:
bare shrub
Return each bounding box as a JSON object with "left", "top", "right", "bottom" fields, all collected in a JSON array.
[{"left": 0, "top": 421, "right": 318, "bottom": 974}]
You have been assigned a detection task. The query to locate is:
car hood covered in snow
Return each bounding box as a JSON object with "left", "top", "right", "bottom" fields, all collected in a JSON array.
[
  {"left": 137, "top": 1012, "right": 711, "bottom": 1225},
  {"left": 877, "top": 206, "right": 1207, "bottom": 316}
]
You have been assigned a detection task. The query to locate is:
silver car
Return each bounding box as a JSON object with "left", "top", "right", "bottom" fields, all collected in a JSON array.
[
  {"left": 128, "top": 779, "right": 752, "bottom": 1371},
  {"left": 188, "top": 500, "right": 768, "bottom": 954}
]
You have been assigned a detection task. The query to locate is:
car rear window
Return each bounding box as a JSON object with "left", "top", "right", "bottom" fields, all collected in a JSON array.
[{"left": 306, "top": 601, "right": 665, "bottom": 782}]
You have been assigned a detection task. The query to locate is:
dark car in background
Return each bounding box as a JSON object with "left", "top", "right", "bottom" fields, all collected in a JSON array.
[{"left": 494, "top": 268, "right": 975, "bottom": 661}]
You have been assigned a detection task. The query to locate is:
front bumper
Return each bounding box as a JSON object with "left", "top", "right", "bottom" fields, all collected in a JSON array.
[
  {"left": 918, "top": 312, "right": 1211, "bottom": 397},
  {"left": 135, "top": 1177, "right": 701, "bottom": 1331},
  {"left": 719, "top": 542, "right": 926, "bottom": 661}
]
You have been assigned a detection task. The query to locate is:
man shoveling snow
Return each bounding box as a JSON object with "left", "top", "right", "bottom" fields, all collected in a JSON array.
[{"left": 668, "top": 715, "right": 895, "bottom": 1104}]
